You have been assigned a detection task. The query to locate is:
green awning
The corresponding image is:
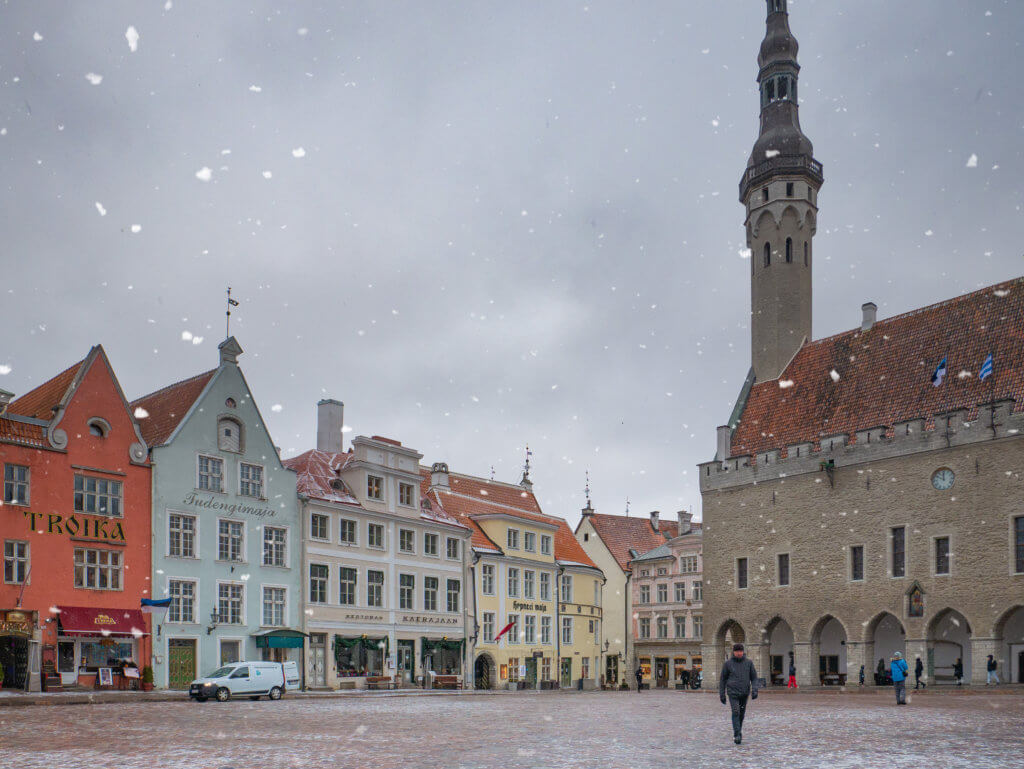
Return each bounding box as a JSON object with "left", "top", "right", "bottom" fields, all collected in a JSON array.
[{"left": 252, "top": 629, "right": 307, "bottom": 649}]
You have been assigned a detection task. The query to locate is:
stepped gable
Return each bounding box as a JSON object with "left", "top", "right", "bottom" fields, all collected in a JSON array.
[
  {"left": 586, "top": 513, "right": 679, "bottom": 571},
  {"left": 731, "top": 277, "right": 1024, "bottom": 460},
  {"left": 130, "top": 369, "right": 216, "bottom": 447}
]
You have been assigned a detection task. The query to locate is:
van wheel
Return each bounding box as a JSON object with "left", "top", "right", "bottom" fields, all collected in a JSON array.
[
  {"left": 268, "top": 686, "right": 282, "bottom": 700},
  {"left": 215, "top": 687, "right": 230, "bottom": 702}
]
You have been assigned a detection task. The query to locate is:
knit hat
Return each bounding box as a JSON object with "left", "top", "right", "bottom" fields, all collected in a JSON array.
[
  {"left": 893, "top": 651, "right": 902, "bottom": 659},
  {"left": 732, "top": 643, "right": 744, "bottom": 652}
]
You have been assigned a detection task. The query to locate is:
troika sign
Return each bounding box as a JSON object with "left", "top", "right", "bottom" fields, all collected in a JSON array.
[
  {"left": 180, "top": 491, "right": 278, "bottom": 519},
  {"left": 23, "top": 511, "right": 126, "bottom": 542}
]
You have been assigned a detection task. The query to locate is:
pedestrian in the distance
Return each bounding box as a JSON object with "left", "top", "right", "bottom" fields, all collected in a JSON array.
[
  {"left": 635, "top": 664, "right": 644, "bottom": 692},
  {"left": 681, "top": 667, "right": 690, "bottom": 689},
  {"left": 914, "top": 656, "right": 926, "bottom": 690},
  {"left": 719, "top": 642, "right": 758, "bottom": 745},
  {"left": 875, "top": 657, "right": 886, "bottom": 686},
  {"left": 986, "top": 655, "right": 999, "bottom": 685},
  {"left": 953, "top": 657, "right": 964, "bottom": 687},
  {"left": 890, "top": 651, "right": 908, "bottom": 705},
  {"left": 787, "top": 659, "right": 797, "bottom": 689},
  {"left": 859, "top": 665, "right": 865, "bottom": 687}
]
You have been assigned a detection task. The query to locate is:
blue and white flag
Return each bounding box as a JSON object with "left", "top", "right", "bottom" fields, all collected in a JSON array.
[
  {"left": 141, "top": 597, "right": 172, "bottom": 615},
  {"left": 979, "top": 353, "right": 994, "bottom": 381},
  {"left": 931, "top": 357, "right": 947, "bottom": 387}
]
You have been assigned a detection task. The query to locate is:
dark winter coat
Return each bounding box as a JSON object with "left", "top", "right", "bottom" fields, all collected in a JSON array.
[
  {"left": 915, "top": 659, "right": 924, "bottom": 676},
  {"left": 719, "top": 655, "right": 759, "bottom": 698},
  {"left": 987, "top": 658, "right": 997, "bottom": 672}
]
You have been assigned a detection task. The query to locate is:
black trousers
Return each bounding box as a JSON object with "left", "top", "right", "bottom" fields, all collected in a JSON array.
[{"left": 728, "top": 694, "right": 749, "bottom": 736}]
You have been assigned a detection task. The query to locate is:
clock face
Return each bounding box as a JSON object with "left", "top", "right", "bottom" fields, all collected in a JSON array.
[{"left": 931, "top": 468, "right": 955, "bottom": 490}]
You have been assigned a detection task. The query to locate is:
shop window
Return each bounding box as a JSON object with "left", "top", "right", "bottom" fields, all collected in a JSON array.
[
  {"left": 220, "top": 640, "right": 241, "bottom": 665},
  {"left": 334, "top": 638, "right": 384, "bottom": 677}
]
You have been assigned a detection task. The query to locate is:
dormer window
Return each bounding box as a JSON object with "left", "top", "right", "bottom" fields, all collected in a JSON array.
[
  {"left": 367, "top": 475, "right": 383, "bottom": 500},
  {"left": 218, "top": 417, "right": 243, "bottom": 453},
  {"left": 399, "top": 482, "right": 414, "bottom": 507}
]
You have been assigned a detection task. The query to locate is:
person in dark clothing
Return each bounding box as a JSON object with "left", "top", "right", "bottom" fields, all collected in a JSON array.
[
  {"left": 914, "top": 656, "right": 926, "bottom": 689},
  {"left": 787, "top": 660, "right": 797, "bottom": 689},
  {"left": 719, "top": 643, "right": 758, "bottom": 745},
  {"left": 634, "top": 665, "right": 644, "bottom": 692},
  {"left": 986, "top": 655, "right": 999, "bottom": 685},
  {"left": 875, "top": 658, "right": 886, "bottom": 686},
  {"left": 859, "top": 665, "right": 865, "bottom": 687},
  {"left": 680, "top": 668, "right": 690, "bottom": 688},
  {"left": 953, "top": 658, "right": 964, "bottom": 687}
]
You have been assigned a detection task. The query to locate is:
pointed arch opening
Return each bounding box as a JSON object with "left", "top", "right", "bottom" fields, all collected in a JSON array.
[
  {"left": 927, "top": 608, "right": 972, "bottom": 685},
  {"left": 785, "top": 238, "right": 793, "bottom": 263},
  {"left": 763, "top": 616, "right": 794, "bottom": 686},
  {"left": 864, "top": 611, "right": 906, "bottom": 685},
  {"left": 993, "top": 605, "right": 1024, "bottom": 684},
  {"left": 762, "top": 242, "right": 771, "bottom": 268},
  {"left": 809, "top": 614, "right": 847, "bottom": 685}
]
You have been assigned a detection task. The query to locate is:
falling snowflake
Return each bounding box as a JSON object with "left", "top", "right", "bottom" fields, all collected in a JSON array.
[
  {"left": 271, "top": 404, "right": 283, "bottom": 412},
  {"left": 292, "top": 147, "right": 306, "bottom": 158},
  {"left": 262, "top": 170, "right": 273, "bottom": 179},
  {"left": 779, "top": 379, "right": 794, "bottom": 389},
  {"left": 966, "top": 153, "right": 978, "bottom": 168},
  {"left": 33, "top": 32, "right": 43, "bottom": 41},
  {"left": 131, "top": 224, "right": 142, "bottom": 233},
  {"left": 181, "top": 331, "right": 193, "bottom": 341},
  {"left": 249, "top": 84, "right": 263, "bottom": 93},
  {"left": 134, "top": 407, "right": 150, "bottom": 419},
  {"left": 125, "top": 26, "right": 139, "bottom": 52},
  {"left": 829, "top": 369, "right": 841, "bottom": 382},
  {"left": 195, "top": 167, "right": 212, "bottom": 182},
  {"left": 765, "top": 149, "right": 780, "bottom": 158},
  {"left": 0, "top": 365, "right": 10, "bottom": 375},
  {"left": 85, "top": 72, "right": 103, "bottom": 85},
  {"left": 95, "top": 201, "right": 107, "bottom": 216}
]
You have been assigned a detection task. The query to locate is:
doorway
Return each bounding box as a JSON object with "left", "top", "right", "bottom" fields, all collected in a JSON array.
[
  {"left": 57, "top": 640, "right": 76, "bottom": 686},
  {"left": 654, "top": 657, "right": 669, "bottom": 688},
  {"left": 560, "top": 657, "right": 573, "bottom": 688},
  {"left": 0, "top": 635, "right": 29, "bottom": 690},
  {"left": 309, "top": 634, "right": 327, "bottom": 688},
  {"left": 605, "top": 654, "right": 619, "bottom": 686},
  {"left": 474, "top": 654, "right": 494, "bottom": 689},
  {"left": 524, "top": 657, "right": 538, "bottom": 687},
  {"left": 397, "top": 640, "right": 415, "bottom": 684},
  {"left": 168, "top": 638, "right": 197, "bottom": 689}
]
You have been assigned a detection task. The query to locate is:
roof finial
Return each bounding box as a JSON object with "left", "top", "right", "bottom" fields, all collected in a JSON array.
[
  {"left": 519, "top": 444, "right": 533, "bottom": 490},
  {"left": 225, "top": 287, "right": 239, "bottom": 340},
  {"left": 490, "top": 465, "right": 495, "bottom": 481},
  {"left": 584, "top": 470, "right": 591, "bottom": 507},
  {"left": 625, "top": 496, "right": 630, "bottom": 516}
]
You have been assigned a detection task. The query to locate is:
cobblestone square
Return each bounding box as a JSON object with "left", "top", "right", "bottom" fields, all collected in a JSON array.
[{"left": 1, "top": 690, "right": 1021, "bottom": 769}]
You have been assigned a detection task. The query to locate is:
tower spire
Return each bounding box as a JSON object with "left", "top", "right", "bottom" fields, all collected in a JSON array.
[{"left": 742, "top": 0, "right": 823, "bottom": 382}]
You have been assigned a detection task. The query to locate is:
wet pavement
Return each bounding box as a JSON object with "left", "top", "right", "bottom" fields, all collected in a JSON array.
[{"left": 0, "top": 689, "right": 1020, "bottom": 768}]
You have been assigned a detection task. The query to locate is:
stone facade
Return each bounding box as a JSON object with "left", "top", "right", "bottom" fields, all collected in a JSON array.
[{"left": 700, "top": 408, "right": 1024, "bottom": 687}]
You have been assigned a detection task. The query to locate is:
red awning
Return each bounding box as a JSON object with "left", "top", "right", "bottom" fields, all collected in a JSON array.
[{"left": 57, "top": 606, "right": 149, "bottom": 638}]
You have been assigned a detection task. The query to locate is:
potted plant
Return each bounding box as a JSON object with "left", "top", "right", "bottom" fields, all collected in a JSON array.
[{"left": 140, "top": 666, "right": 155, "bottom": 692}]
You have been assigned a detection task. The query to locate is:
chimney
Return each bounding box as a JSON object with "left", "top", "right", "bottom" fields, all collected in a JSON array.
[
  {"left": 677, "top": 510, "right": 693, "bottom": 536},
  {"left": 716, "top": 425, "right": 732, "bottom": 461},
  {"left": 649, "top": 510, "right": 660, "bottom": 532},
  {"left": 430, "top": 462, "right": 450, "bottom": 489},
  {"left": 861, "top": 302, "right": 877, "bottom": 332},
  {"left": 0, "top": 389, "right": 13, "bottom": 414},
  {"left": 316, "top": 399, "right": 345, "bottom": 454}
]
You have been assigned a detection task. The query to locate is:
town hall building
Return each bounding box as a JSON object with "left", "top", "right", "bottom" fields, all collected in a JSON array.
[{"left": 699, "top": 0, "right": 1024, "bottom": 688}]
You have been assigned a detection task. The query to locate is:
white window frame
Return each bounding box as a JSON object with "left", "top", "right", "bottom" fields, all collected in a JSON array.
[
  {"left": 561, "top": 616, "right": 573, "bottom": 645},
  {"left": 167, "top": 577, "right": 199, "bottom": 624},
  {"left": 399, "top": 528, "right": 416, "bottom": 554},
  {"left": 523, "top": 532, "right": 536, "bottom": 552},
  {"left": 3, "top": 539, "right": 29, "bottom": 585},
  {"left": 482, "top": 612, "right": 495, "bottom": 643},
  {"left": 366, "top": 569, "right": 385, "bottom": 608},
  {"left": 217, "top": 518, "right": 246, "bottom": 563},
  {"left": 338, "top": 566, "right": 357, "bottom": 606},
  {"left": 540, "top": 615, "right": 552, "bottom": 645},
  {"left": 674, "top": 615, "right": 687, "bottom": 639},
  {"left": 540, "top": 535, "right": 552, "bottom": 555},
  {"left": 309, "top": 563, "right": 329, "bottom": 605},
  {"left": 507, "top": 567, "right": 520, "bottom": 598},
  {"left": 423, "top": 532, "right": 439, "bottom": 558},
  {"left": 167, "top": 511, "right": 198, "bottom": 559},
  {"left": 523, "top": 570, "right": 535, "bottom": 599},
  {"left": 216, "top": 580, "right": 246, "bottom": 625},
  {"left": 238, "top": 461, "right": 265, "bottom": 499},
  {"left": 507, "top": 614, "right": 519, "bottom": 644},
  {"left": 560, "top": 574, "right": 573, "bottom": 603},
  {"left": 423, "top": 576, "right": 439, "bottom": 612},
  {"left": 507, "top": 528, "right": 520, "bottom": 550},
  {"left": 367, "top": 522, "right": 386, "bottom": 550},
  {"left": 310, "top": 512, "right": 330, "bottom": 542},
  {"left": 2, "top": 463, "right": 30, "bottom": 506},
  {"left": 366, "top": 474, "right": 384, "bottom": 500},
  {"left": 446, "top": 537, "right": 460, "bottom": 560},
  {"left": 197, "top": 453, "right": 225, "bottom": 493},
  {"left": 399, "top": 573, "right": 416, "bottom": 610},
  {"left": 524, "top": 614, "right": 536, "bottom": 644},
  {"left": 73, "top": 547, "right": 123, "bottom": 590},
  {"left": 338, "top": 517, "right": 358, "bottom": 546},
  {"left": 262, "top": 525, "right": 289, "bottom": 568},
  {"left": 261, "top": 584, "right": 288, "bottom": 628},
  {"left": 398, "top": 482, "right": 415, "bottom": 507},
  {"left": 217, "top": 416, "right": 244, "bottom": 454},
  {"left": 692, "top": 580, "right": 703, "bottom": 601},
  {"left": 481, "top": 564, "right": 495, "bottom": 595},
  {"left": 73, "top": 473, "right": 124, "bottom": 518},
  {"left": 539, "top": 572, "right": 551, "bottom": 601},
  {"left": 446, "top": 579, "right": 461, "bottom": 613}
]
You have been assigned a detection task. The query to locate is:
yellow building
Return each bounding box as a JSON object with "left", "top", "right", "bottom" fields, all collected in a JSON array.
[{"left": 421, "top": 464, "right": 605, "bottom": 689}]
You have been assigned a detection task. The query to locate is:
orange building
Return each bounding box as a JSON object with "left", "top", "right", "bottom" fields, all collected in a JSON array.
[{"left": 0, "top": 346, "right": 152, "bottom": 692}]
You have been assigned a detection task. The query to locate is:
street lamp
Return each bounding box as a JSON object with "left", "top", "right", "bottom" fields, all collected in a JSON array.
[{"left": 206, "top": 607, "right": 220, "bottom": 635}]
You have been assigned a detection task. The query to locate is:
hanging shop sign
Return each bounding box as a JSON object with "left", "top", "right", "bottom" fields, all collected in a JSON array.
[
  {"left": 23, "top": 511, "right": 125, "bottom": 543},
  {"left": 511, "top": 601, "right": 548, "bottom": 613},
  {"left": 0, "top": 610, "right": 35, "bottom": 636}
]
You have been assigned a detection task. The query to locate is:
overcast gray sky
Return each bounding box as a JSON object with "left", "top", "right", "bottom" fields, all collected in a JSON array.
[{"left": 2, "top": 1, "right": 1023, "bottom": 525}]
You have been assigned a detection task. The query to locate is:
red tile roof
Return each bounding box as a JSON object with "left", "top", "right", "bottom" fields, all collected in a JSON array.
[
  {"left": 0, "top": 415, "right": 48, "bottom": 448},
  {"left": 282, "top": 448, "right": 358, "bottom": 504},
  {"left": 130, "top": 369, "right": 216, "bottom": 447},
  {"left": 585, "top": 513, "right": 678, "bottom": 571},
  {"left": 731, "top": 277, "right": 1024, "bottom": 459},
  {"left": 419, "top": 470, "right": 598, "bottom": 568},
  {"left": 6, "top": 358, "right": 86, "bottom": 420}
]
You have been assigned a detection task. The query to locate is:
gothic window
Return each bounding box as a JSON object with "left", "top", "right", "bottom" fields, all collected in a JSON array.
[
  {"left": 763, "top": 242, "right": 771, "bottom": 268},
  {"left": 777, "top": 76, "right": 788, "bottom": 100},
  {"left": 785, "top": 238, "right": 793, "bottom": 263},
  {"left": 765, "top": 79, "right": 775, "bottom": 103}
]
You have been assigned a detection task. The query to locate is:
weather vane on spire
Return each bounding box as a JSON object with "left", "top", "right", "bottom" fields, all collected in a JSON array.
[
  {"left": 225, "top": 287, "right": 239, "bottom": 339},
  {"left": 519, "top": 444, "right": 534, "bottom": 489},
  {"left": 584, "top": 470, "right": 591, "bottom": 508},
  {"left": 490, "top": 465, "right": 496, "bottom": 481},
  {"left": 625, "top": 497, "right": 630, "bottom": 516}
]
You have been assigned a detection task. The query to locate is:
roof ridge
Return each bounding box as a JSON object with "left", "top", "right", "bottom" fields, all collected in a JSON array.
[
  {"left": 803, "top": 275, "right": 1024, "bottom": 350},
  {"left": 131, "top": 368, "right": 217, "bottom": 405},
  {"left": 438, "top": 489, "right": 544, "bottom": 519},
  {"left": 447, "top": 469, "right": 534, "bottom": 492}
]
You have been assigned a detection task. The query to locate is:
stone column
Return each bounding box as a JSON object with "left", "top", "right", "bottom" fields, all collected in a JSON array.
[
  {"left": 793, "top": 642, "right": 815, "bottom": 687},
  {"left": 701, "top": 643, "right": 719, "bottom": 689},
  {"left": 845, "top": 642, "right": 865, "bottom": 687},
  {"left": 971, "top": 638, "right": 998, "bottom": 686}
]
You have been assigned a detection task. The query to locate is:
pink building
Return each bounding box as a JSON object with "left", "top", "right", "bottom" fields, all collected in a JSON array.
[{"left": 629, "top": 512, "right": 703, "bottom": 688}]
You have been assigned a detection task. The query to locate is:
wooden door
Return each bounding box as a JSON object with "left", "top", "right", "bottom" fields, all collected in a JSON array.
[
  {"left": 168, "top": 639, "right": 196, "bottom": 689},
  {"left": 310, "top": 634, "right": 326, "bottom": 688}
]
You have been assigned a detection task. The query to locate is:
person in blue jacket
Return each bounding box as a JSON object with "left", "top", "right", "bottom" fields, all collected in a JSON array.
[{"left": 890, "top": 651, "right": 909, "bottom": 705}]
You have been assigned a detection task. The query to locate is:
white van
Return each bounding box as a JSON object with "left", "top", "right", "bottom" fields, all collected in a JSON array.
[
  {"left": 281, "top": 660, "right": 300, "bottom": 691},
  {"left": 189, "top": 661, "right": 286, "bottom": 702}
]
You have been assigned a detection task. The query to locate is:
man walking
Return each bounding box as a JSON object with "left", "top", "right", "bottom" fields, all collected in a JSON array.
[
  {"left": 634, "top": 664, "right": 644, "bottom": 692},
  {"left": 986, "top": 655, "right": 999, "bottom": 685},
  {"left": 914, "top": 656, "right": 926, "bottom": 690},
  {"left": 890, "top": 651, "right": 909, "bottom": 705},
  {"left": 787, "top": 658, "right": 797, "bottom": 689},
  {"left": 719, "top": 643, "right": 758, "bottom": 744}
]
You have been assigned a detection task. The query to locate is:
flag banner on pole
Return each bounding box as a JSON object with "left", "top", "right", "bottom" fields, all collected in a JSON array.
[
  {"left": 931, "top": 357, "right": 947, "bottom": 387},
  {"left": 979, "top": 353, "right": 994, "bottom": 381},
  {"left": 141, "top": 597, "right": 172, "bottom": 615},
  {"left": 493, "top": 620, "right": 516, "bottom": 644}
]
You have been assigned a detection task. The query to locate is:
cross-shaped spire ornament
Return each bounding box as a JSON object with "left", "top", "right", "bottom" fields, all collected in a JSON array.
[
  {"left": 225, "top": 287, "right": 239, "bottom": 339},
  {"left": 584, "top": 470, "right": 591, "bottom": 508}
]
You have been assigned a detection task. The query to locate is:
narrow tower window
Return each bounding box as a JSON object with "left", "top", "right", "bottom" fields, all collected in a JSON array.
[
  {"left": 763, "top": 242, "right": 771, "bottom": 268},
  {"left": 803, "top": 242, "right": 808, "bottom": 266},
  {"left": 762, "top": 188, "right": 769, "bottom": 203},
  {"left": 777, "top": 77, "right": 788, "bottom": 101},
  {"left": 785, "top": 238, "right": 793, "bottom": 263},
  {"left": 765, "top": 79, "right": 775, "bottom": 102}
]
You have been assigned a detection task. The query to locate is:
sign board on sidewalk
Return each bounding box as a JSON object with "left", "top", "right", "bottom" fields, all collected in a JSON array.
[{"left": 98, "top": 667, "right": 113, "bottom": 686}]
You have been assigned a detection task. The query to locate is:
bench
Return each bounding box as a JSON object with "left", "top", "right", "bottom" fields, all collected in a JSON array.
[
  {"left": 366, "top": 675, "right": 396, "bottom": 690},
  {"left": 432, "top": 675, "right": 461, "bottom": 690}
]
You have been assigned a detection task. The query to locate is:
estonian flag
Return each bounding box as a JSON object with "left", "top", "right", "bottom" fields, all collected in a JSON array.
[
  {"left": 141, "top": 597, "right": 172, "bottom": 615},
  {"left": 931, "top": 357, "right": 947, "bottom": 387},
  {"left": 979, "top": 353, "right": 994, "bottom": 381}
]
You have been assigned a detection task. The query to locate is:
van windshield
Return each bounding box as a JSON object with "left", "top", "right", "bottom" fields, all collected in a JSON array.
[{"left": 205, "top": 666, "right": 237, "bottom": 678}]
